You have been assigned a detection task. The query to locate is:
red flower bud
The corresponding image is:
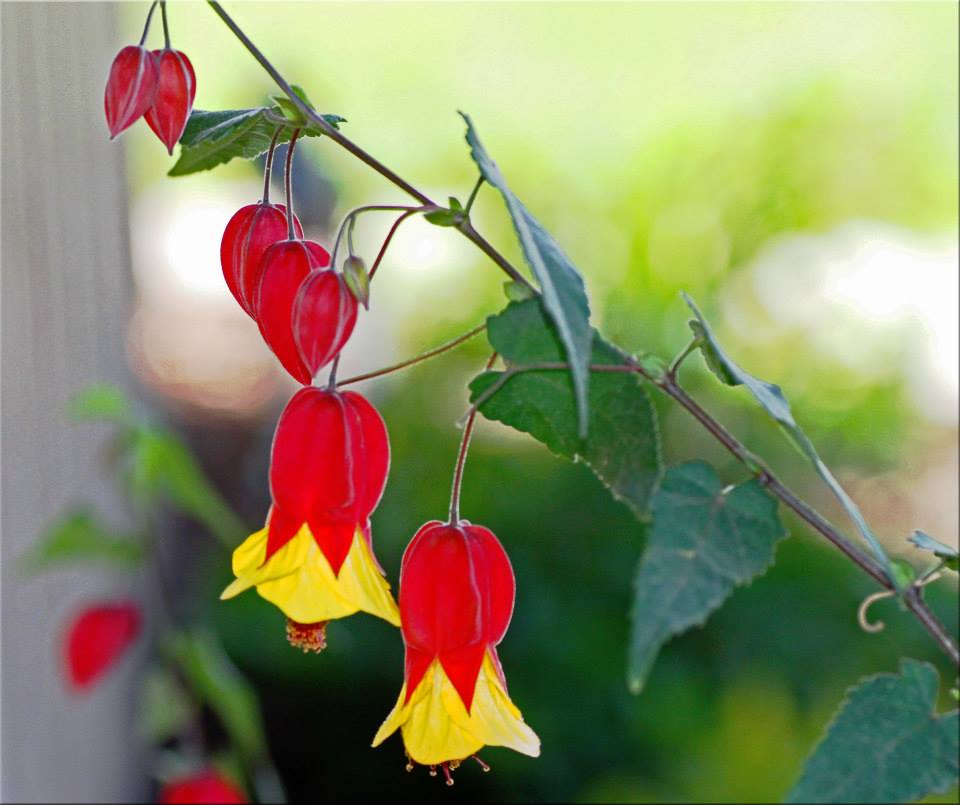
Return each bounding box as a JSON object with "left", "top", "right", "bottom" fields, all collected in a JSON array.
[
  {"left": 104, "top": 45, "right": 159, "bottom": 139},
  {"left": 63, "top": 601, "right": 141, "bottom": 691},
  {"left": 144, "top": 48, "right": 196, "bottom": 155},
  {"left": 254, "top": 239, "right": 330, "bottom": 384},
  {"left": 265, "top": 387, "right": 389, "bottom": 570},
  {"left": 220, "top": 204, "right": 302, "bottom": 318},
  {"left": 292, "top": 269, "right": 358, "bottom": 376},
  {"left": 158, "top": 770, "right": 247, "bottom": 804}
]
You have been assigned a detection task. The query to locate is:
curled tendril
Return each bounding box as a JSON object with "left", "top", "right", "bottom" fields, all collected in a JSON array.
[
  {"left": 857, "top": 590, "right": 896, "bottom": 633},
  {"left": 857, "top": 571, "right": 945, "bottom": 634}
]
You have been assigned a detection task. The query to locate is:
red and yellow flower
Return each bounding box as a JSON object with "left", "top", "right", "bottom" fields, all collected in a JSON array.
[
  {"left": 372, "top": 520, "right": 539, "bottom": 778},
  {"left": 221, "top": 387, "right": 399, "bottom": 645}
]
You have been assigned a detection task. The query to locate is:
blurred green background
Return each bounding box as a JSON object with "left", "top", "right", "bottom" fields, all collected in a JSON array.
[{"left": 117, "top": 2, "right": 957, "bottom": 801}]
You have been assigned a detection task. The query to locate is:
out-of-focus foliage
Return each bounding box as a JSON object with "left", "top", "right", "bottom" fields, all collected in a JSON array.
[{"left": 119, "top": 1, "right": 958, "bottom": 802}]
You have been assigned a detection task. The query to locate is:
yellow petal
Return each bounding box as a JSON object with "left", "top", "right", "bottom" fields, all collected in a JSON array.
[
  {"left": 459, "top": 653, "right": 540, "bottom": 758},
  {"left": 371, "top": 652, "right": 540, "bottom": 766},
  {"left": 221, "top": 524, "right": 399, "bottom": 627},
  {"left": 220, "top": 525, "right": 308, "bottom": 600},
  {"left": 371, "top": 683, "right": 409, "bottom": 748}
]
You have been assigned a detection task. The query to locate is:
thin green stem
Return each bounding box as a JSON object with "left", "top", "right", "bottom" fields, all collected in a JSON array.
[
  {"left": 336, "top": 323, "right": 488, "bottom": 388},
  {"left": 667, "top": 337, "right": 701, "bottom": 381},
  {"left": 139, "top": 0, "right": 160, "bottom": 46},
  {"left": 206, "top": 0, "right": 534, "bottom": 292},
  {"left": 464, "top": 176, "right": 484, "bottom": 215},
  {"left": 160, "top": 0, "right": 171, "bottom": 49},
  {"left": 284, "top": 129, "right": 300, "bottom": 239}
]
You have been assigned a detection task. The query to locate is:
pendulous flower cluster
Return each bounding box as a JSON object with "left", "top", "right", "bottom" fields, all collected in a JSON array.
[
  {"left": 102, "top": 2, "right": 539, "bottom": 781},
  {"left": 104, "top": 15, "right": 195, "bottom": 155},
  {"left": 213, "top": 135, "right": 539, "bottom": 780}
]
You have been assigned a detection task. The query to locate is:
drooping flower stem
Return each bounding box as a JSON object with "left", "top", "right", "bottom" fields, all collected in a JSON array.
[
  {"left": 139, "top": 0, "right": 160, "bottom": 46},
  {"left": 261, "top": 127, "right": 283, "bottom": 204},
  {"left": 448, "top": 352, "right": 498, "bottom": 525},
  {"left": 369, "top": 209, "right": 420, "bottom": 280},
  {"left": 159, "top": 0, "right": 171, "bottom": 49},
  {"left": 329, "top": 205, "right": 424, "bottom": 272},
  {"left": 284, "top": 129, "right": 301, "bottom": 240},
  {"left": 336, "top": 322, "right": 487, "bottom": 388}
]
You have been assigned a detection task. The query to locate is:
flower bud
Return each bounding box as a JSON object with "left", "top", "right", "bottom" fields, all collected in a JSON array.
[
  {"left": 158, "top": 770, "right": 247, "bottom": 804},
  {"left": 104, "top": 45, "right": 159, "bottom": 138},
  {"left": 343, "top": 255, "right": 371, "bottom": 309},
  {"left": 292, "top": 269, "right": 358, "bottom": 376},
  {"left": 254, "top": 239, "right": 330, "bottom": 384},
  {"left": 63, "top": 601, "right": 141, "bottom": 691},
  {"left": 144, "top": 48, "right": 196, "bottom": 155},
  {"left": 220, "top": 203, "right": 302, "bottom": 318}
]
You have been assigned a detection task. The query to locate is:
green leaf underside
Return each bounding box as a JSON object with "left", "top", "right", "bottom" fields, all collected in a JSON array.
[
  {"left": 137, "top": 665, "right": 194, "bottom": 744},
  {"left": 69, "top": 384, "right": 132, "bottom": 423},
  {"left": 169, "top": 107, "right": 346, "bottom": 177},
  {"left": 787, "top": 659, "right": 959, "bottom": 803},
  {"left": 629, "top": 461, "right": 786, "bottom": 693},
  {"left": 166, "top": 629, "right": 267, "bottom": 762},
  {"left": 909, "top": 530, "right": 959, "bottom": 572},
  {"left": 683, "top": 293, "right": 891, "bottom": 578},
  {"left": 21, "top": 509, "right": 142, "bottom": 572},
  {"left": 470, "top": 299, "right": 662, "bottom": 519},
  {"left": 461, "top": 113, "right": 593, "bottom": 436},
  {"left": 129, "top": 428, "right": 247, "bottom": 547}
]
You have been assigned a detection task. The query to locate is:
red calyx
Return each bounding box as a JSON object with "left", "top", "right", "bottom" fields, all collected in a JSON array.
[
  {"left": 264, "top": 387, "right": 390, "bottom": 573},
  {"left": 63, "top": 601, "right": 142, "bottom": 691},
  {"left": 144, "top": 48, "right": 196, "bottom": 155},
  {"left": 104, "top": 45, "right": 159, "bottom": 139},
  {"left": 254, "top": 239, "right": 330, "bottom": 384},
  {"left": 158, "top": 770, "right": 247, "bottom": 804},
  {"left": 292, "top": 269, "right": 359, "bottom": 376},
  {"left": 220, "top": 204, "right": 303, "bottom": 318},
  {"left": 398, "top": 522, "right": 515, "bottom": 710}
]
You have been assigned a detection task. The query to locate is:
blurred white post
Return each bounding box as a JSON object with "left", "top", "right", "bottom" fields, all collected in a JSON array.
[{"left": 1, "top": 3, "right": 145, "bottom": 801}]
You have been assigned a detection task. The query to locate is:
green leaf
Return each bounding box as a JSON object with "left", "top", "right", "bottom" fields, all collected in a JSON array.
[
  {"left": 137, "top": 665, "right": 194, "bottom": 744},
  {"left": 683, "top": 293, "right": 893, "bottom": 582},
  {"left": 422, "top": 207, "right": 464, "bottom": 227},
  {"left": 69, "top": 384, "right": 132, "bottom": 423},
  {"left": 21, "top": 508, "right": 143, "bottom": 573},
  {"left": 165, "top": 629, "right": 267, "bottom": 762},
  {"left": 470, "top": 299, "right": 662, "bottom": 518},
  {"left": 128, "top": 427, "right": 246, "bottom": 547},
  {"left": 461, "top": 113, "right": 593, "bottom": 437},
  {"left": 909, "top": 530, "right": 959, "bottom": 572},
  {"left": 169, "top": 107, "right": 346, "bottom": 177},
  {"left": 628, "top": 461, "right": 786, "bottom": 693},
  {"left": 503, "top": 280, "right": 536, "bottom": 303},
  {"left": 889, "top": 558, "right": 918, "bottom": 588},
  {"left": 786, "top": 659, "right": 959, "bottom": 803}
]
